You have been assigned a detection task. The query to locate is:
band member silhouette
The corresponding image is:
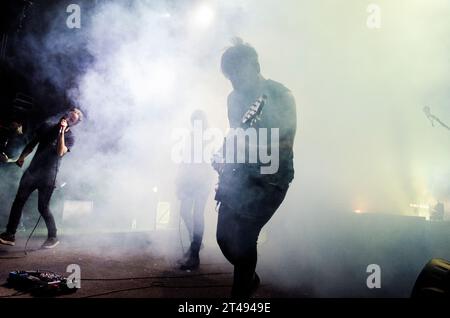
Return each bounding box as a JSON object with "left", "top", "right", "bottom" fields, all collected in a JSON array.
[
  {"left": 0, "top": 107, "right": 83, "bottom": 248},
  {"left": 176, "top": 110, "right": 214, "bottom": 270}
]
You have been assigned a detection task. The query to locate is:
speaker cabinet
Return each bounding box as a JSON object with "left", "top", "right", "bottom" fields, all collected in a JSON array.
[{"left": 411, "top": 259, "right": 450, "bottom": 298}]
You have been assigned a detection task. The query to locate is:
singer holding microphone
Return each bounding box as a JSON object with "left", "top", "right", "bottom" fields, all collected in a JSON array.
[{"left": 0, "top": 108, "right": 83, "bottom": 248}]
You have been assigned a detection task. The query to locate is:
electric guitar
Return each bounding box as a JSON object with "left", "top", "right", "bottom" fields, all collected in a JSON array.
[
  {"left": 423, "top": 106, "right": 450, "bottom": 131},
  {"left": 213, "top": 94, "right": 267, "bottom": 205}
]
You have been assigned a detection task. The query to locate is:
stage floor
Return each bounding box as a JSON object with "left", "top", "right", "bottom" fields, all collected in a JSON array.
[{"left": 0, "top": 216, "right": 449, "bottom": 298}]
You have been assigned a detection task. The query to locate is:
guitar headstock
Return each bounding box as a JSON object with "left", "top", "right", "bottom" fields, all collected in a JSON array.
[{"left": 241, "top": 94, "right": 267, "bottom": 127}]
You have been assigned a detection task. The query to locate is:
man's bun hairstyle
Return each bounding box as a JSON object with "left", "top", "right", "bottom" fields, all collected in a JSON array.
[{"left": 221, "top": 37, "right": 260, "bottom": 78}]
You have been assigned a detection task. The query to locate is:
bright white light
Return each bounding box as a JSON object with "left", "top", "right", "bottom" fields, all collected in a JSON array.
[
  {"left": 409, "top": 203, "right": 431, "bottom": 220},
  {"left": 152, "top": 186, "right": 158, "bottom": 193},
  {"left": 354, "top": 209, "right": 363, "bottom": 214},
  {"left": 192, "top": 4, "right": 215, "bottom": 28}
]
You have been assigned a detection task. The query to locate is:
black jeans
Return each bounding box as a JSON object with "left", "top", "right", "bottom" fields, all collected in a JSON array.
[
  {"left": 180, "top": 190, "right": 208, "bottom": 256},
  {"left": 216, "top": 183, "right": 288, "bottom": 298},
  {"left": 6, "top": 171, "right": 57, "bottom": 237}
]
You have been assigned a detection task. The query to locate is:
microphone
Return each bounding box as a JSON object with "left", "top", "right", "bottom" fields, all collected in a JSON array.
[{"left": 59, "top": 117, "right": 67, "bottom": 134}]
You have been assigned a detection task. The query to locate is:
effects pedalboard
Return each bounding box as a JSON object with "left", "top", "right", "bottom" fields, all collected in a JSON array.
[{"left": 7, "top": 270, "right": 79, "bottom": 295}]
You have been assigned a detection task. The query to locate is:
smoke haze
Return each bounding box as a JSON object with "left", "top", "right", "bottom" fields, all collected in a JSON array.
[{"left": 1, "top": 0, "right": 449, "bottom": 297}]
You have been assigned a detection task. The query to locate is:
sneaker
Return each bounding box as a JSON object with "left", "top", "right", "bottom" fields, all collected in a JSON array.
[
  {"left": 177, "top": 249, "right": 191, "bottom": 265},
  {"left": 179, "top": 254, "right": 200, "bottom": 271},
  {"left": 0, "top": 232, "right": 15, "bottom": 246},
  {"left": 42, "top": 237, "right": 60, "bottom": 249},
  {"left": 177, "top": 243, "right": 203, "bottom": 265}
]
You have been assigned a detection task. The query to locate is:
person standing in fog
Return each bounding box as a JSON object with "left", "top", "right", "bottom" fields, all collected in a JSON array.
[
  {"left": 0, "top": 108, "right": 83, "bottom": 248},
  {"left": 214, "top": 39, "right": 297, "bottom": 298}
]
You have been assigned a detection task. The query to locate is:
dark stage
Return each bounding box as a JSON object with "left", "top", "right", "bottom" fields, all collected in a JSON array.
[{"left": 1, "top": 0, "right": 450, "bottom": 304}]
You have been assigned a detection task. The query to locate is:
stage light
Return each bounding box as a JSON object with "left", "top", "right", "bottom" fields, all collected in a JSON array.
[
  {"left": 156, "top": 201, "right": 171, "bottom": 229},
  {"left": 409, "top": 203, "right": 430, "bottom": 210},
  {"left": 409, "top": 203, "right": 431, "bottom": 220},
  {"left": 191, "top": 4, "right": 215, "bottom": 28},
  {"left": 354, "top": 209, "right": 363, "bottom": 214}
]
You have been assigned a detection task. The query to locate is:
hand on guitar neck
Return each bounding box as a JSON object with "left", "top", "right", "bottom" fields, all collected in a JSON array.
[{"left": 212, "top": 94, "right": 267, "bottom": 174}]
